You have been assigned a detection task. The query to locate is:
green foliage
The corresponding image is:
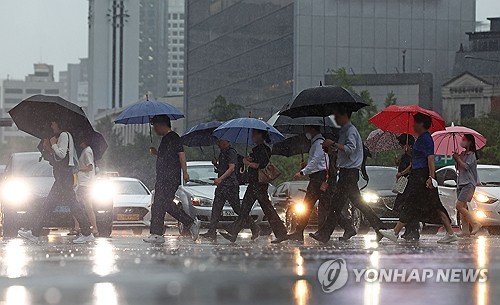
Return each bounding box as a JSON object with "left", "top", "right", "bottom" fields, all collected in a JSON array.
[
  {"left": 208, "top": 95, "right": 244, "bottom": 121},
  {"left": 384, "top": 91, "right": 397, "bottom": 107},
  {"left": 462, "top": 116, "right": 500, "bottom": 164},
  {"left": 271, "top": 155, "right": 305, "bottom": 185}
]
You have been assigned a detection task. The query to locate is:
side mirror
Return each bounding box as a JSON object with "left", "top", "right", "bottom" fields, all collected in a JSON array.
[
  {"left": 277, "top": 192, "right": 288, "bottom": 198},
  {"left": 443, "top": 180, "right": 457, "bottom": 187}
]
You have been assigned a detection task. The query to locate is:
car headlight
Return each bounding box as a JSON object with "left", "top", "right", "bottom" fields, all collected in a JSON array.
[
  {"left": 475, "top": 210, "right": 487, "bottom": 219},
  {"left": 362, "top": 192, "right": 380, "bottom": 204},
  {"left": 293, "top": 202, "right": 307, "bottom": 215},
  {"left": 1, "top": 179, "right": 31, "bottom": 204},
  {"left": 91, "top": 179, "right": 116, "bottom": 204},
  {"left": 191, "top": 196, "right": 213, "bottom": 207},
  {"left": 473, "top": 192, "right": 497, "bottom": 204}
]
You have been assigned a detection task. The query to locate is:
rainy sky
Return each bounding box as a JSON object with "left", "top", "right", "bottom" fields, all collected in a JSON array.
[{"left": 0, "top": 0, "right": 498, "bottom": 80}]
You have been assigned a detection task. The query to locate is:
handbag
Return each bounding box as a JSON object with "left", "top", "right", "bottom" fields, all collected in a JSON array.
[
  {"left": 258, "top": 163, "right": 281, "bottom": 184},
  {"left": 392, "top": 176, "right": 408, "bottom": 194}
]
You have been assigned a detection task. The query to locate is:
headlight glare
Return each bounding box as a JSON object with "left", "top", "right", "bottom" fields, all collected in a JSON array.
[
  {"left": 191, "top": 196, "right": 213, "bottom": 207},
  {"left": 362, "top": 192, "right": 379, "bottom": 203},
  {"left": 473, "top": 192, "right": 497, "bottom": 204},
  {"left": 91, "top": 179, "right": 116, "bottom": 203},
  {"left": 1, "top": 179, "right": 31, "bottom": 204}
]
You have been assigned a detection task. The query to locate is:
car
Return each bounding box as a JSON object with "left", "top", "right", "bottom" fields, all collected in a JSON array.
[
  {"left": 173, "top": 161, "right": 269, "bottom": 233},
  {"left": 437, "top": 164, "right": 500, "bottom": 233},
  {"left": 0, "top": 152, "right": 114, "bottom": 237},
  {"left": 272, "top": 166, "right": 400, "bottom": 232},
  {"left": 109, "top": 177, "right": 152, "bottom": 235}
]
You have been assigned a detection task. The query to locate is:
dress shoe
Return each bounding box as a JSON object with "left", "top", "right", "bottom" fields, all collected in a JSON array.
[
  {"left": 309, "top": 232, "right": 329, "bottom": 244},
  {"left": 270, "top": 235, "right": 288, "bottom": 244},
  {"left": 219, "top": 232, "right": 237, "bottom": 243},
  {"left": 200, "top": 231, "right": 217, "bottom": 241},
  {"left": 338, "top": 230, "right": 357, "bottom": 241},
  {"left": 286, "top": 232, "right": 304, "bottom": 242}
]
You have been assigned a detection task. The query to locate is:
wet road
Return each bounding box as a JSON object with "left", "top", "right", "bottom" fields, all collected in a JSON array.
[{"left": 0, "top": 228, "right": 497, "bottom": 305}]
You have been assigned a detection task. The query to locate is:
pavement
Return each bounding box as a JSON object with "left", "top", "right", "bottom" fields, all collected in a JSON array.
[{"left": 0, "top": 228, "right": 497, "bottom": 305}]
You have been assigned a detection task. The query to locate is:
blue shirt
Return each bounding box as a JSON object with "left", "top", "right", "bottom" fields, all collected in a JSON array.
[
  {"left": 336, "top": 122, "right": 363, "bottom": 170},
  {"left": 412, "top": 132, "right": 434, "bottom": 169}
]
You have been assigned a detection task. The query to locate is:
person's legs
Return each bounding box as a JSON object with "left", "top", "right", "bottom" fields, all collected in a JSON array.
[
  {"left": 205, "top": 186, "right": 226, "bottom": 235},
  {"left": 293, "top": 177, "right": 322, "bottom": 235},
  {"left": 220, "top": 185, "right": 257, "bottom": 241},
  {"left": 77, "top": 187, "right": 98, "bottom": 234},
  {"left": 254, "top": 184, "right": 287, "bottom": 240}
]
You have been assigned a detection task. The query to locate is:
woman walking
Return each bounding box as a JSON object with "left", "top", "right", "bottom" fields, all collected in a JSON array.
[
  {"left": 379, "top": 113, "right": 458, "bottom": 244},
  {"left": 220, "top": 129, "right": 288, "bottom": 244},
  {"left": 453, "top": 134, "right": 482, "bottom": 236}
]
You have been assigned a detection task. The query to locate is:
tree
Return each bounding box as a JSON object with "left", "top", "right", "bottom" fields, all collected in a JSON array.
[
  {"left": 462, "top": 116, "right": 500, "bottom": 165},
  {"left": 384, "top": 91, "right": 397, "bottom": 107},
  {"left": 208, "top": 95, "right": 244, "bottom": 121}
]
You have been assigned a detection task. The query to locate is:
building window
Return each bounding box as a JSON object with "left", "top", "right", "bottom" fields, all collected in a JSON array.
[
  {"left": 45, "top": 89, "right": 60, "bottom": 94},
  {"left": 5, "top": 88, "right": 23, "bottom": 94},
  {"left": 26, "top": 89, "right": 42, "bottom": 94},
  {"left": 4, "top": 98, "right": 19, "bottom": 104},
  {"left": 460, "top": 104, "right": 475, "bottom": 121}
]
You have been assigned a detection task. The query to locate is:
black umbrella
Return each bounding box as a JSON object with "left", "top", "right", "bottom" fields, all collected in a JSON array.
[
  {"left": 271, "top": 134, "right": 311, "bottom": 161},
  {"left": 267, "top": 112, "right": 339, "bottom": 134},
  {"left": 9, "top": 95, "right": 108, "bottom": 160},
  {"left": 279, "top": 86, "right": 368, "bottom": 118},
  {"left": 181, "top": 121, "right": 223, "bottom": 147}
]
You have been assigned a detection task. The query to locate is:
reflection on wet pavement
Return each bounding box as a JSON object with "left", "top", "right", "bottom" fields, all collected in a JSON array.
[{"left": 0, "top": 229, "right": 496, "bottom": 305}]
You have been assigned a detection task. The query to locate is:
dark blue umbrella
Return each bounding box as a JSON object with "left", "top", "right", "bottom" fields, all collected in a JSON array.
[
  {"left": 114, "top": 99, "right": 184, "bottom": 142},
  {"left": 181, "top": 121, "right": 223, "bottom": 147},
  {"left": 212, "top": 118, "right": 285, "bottom": 144},
  {"left": 114, "top": 100, "right": 184, "bottom": 124}
]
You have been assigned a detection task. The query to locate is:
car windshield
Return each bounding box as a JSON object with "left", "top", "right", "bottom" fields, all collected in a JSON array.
[
  {"left": 10, "top": 155, "right": 53, "bottom": 178},
  {"left": 478, "top": 168, "right": 500, "bottom": 186},
  {"left": 185, "top": 165, "right": 217, "bottom": 186},
  {"left": 113, "top": 180, "right": 149, "bottom": 195},
  {"left": 362, "top": 168, "right": 397, "bottom": 191}
]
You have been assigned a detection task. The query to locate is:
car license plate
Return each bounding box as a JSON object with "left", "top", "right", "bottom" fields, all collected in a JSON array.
[
  {"left": 222, "top": 210, "right": 236, "bottom": 217},
  {"left": 53, "top": 206, "right": 71, "bottom": 213},
  {"left": 117, "top": 214, "right": 140, "bottom": 221}
]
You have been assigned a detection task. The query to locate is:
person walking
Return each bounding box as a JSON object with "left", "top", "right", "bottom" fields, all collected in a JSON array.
[
  {"left": 220, "top": 130, "right": 288, "bottom": 244},
  {"left": 379, "top": 113, "right": 458, "bottom": 244},
  {"left": 200, "top": 139, "right": 260, "bottom": 241},
  {"left": 453, "top": 134, "right": 482, "bottom": 237},
  {"left": 18, "top": 121, "right": 94, "bottom": 244},
  {"left": 309, "top": 107, "right": 384, "bottom": 243},
  {"left": 143, "top": 115, "right": 201, "bottom": 243},
  {"left": 394, "top": 134, "right": 420, "bottom": 241},
  {"left": 287, "top": 125, "right": 327, "bottom": 242}
]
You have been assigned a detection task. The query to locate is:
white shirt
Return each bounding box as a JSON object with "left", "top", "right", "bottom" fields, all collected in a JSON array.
[
  {"left": 51, "top": 132, "right": 76, "bottom": 167},
  {"left": 77, "top": 146, "right": 95, "bottom": 187},
  {"left": 301, "top": 133, "right": 327, "bottom": 176}
]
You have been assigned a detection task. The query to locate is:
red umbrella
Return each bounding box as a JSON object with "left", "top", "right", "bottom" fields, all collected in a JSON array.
[
  {"left": 368, "top": 105, "right": 446, "bottom": 135},
  {"left": 432, "top": 125, "right": 487, "bottom": 156}
]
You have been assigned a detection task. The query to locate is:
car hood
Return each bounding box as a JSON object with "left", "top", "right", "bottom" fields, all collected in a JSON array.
[
  {"left": 181, "top": 185, "right": 248, "bottom": 199},
  {"left": 475, "top": 186, "right": 500, "bottom": 199},
  {"left": 113, "top": 194, "right": 152, "bottom": 207}
]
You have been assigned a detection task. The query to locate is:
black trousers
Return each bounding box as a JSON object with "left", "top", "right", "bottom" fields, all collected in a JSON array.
[
  {"left": 228, "top": 183, "right": 287, "bottom": 239},
  {"left": 151, "top": 181, "right": 193, "bottom": 235},
  {"left": 317, "top": 168, "right": 383, "bottom": 239},
  {"left": 208, "top": 185, "right": 259, "bottom": 233},
  {"left": 294, "top": 171, "right": 326, "bottom": 234},
  {"left": 33, "top": 167, "right": 91, "bottom": 237}
]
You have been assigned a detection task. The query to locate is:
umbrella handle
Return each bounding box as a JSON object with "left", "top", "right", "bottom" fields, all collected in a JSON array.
[{"left": 149, "top": 125, "right": 153, "bottom": 143}]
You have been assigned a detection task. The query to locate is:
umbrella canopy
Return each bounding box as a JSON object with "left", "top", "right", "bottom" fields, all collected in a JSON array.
[
  {"left": 368, "top": 105, "right": 446, "bottom": 135},
  {"left": 271, "top": 134, "right": 311, "bottom": 157},
  {"left": 114, "top": 100, "right": 184, "bottom": 124},
  {"left": 267, "top": 112, "right": 339, "bottom": 134},
  {"left": 279, "top": 86, "right": 368, "bottom": 118},
  {"left": 181, "top": 121, "right": 223, "bottom": 147},
  {"left": 432, "top": 125, "right": 487, "bottom": 156},
  {"left": 365, "top": 129, "right": 404, "bottom": 153},
  {"left": 9, "top": 95, "right": 108, "bottom": 161},
  {"left": 212, "top": 118, "right": 285, "bottom": 144}
]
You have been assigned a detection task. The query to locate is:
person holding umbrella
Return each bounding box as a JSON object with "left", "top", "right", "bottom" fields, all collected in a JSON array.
[
  {"left": 143, "top": 115, "right": 201, "bottom": 243},
  {"left": 219, "top": 129, "right": 288, "bottom": 244},
  {"left": 379, "top": 113, "right": 458, "bottom": 243},
  {"left": 18, "top": 120, "right": 94, "bottom": 244},
  {"left": 453, "top": 134, "right": 482, "bottom": 236},
  {"left": 309, "top": 107, "right": 384, "bottom": 243},
  {"left": 200, "top": 139, "right": 260, "bottom": 241}
]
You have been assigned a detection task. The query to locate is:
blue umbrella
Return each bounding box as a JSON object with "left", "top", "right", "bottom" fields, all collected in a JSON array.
[
  {"left": 212, "top": 118, "right": 285, "bottom": 144},
  {"left": 114, "top": 99, "right": 184, "bottom": 142},
  {"left": 181, "top": 121, "right": 223, "bottom": 147}
]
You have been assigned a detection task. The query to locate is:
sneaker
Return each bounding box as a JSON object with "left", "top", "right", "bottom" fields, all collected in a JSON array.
[
  {"left": 190, "top": 218, "right": 201, "bottom": 241},
  {"left": 457, "top": 231, "right": 470, "bottom": 238},
  {"left": 143, "top": 234, "right": 165, "bottom": 244},
  {"left": 18, "top": 230, "right": 39, "bottom": 243},
  {"left": 73, "top": 233, "right": 95, "bottom": 244},
  {"left": 471, "top": 223, "right": 482, "bottom": 235},
  {"left": 379, "top": 229, "right": 399, "bottom": 242},
  {"left": 437, "top": 233, "right": 458, "bottom": 244}
]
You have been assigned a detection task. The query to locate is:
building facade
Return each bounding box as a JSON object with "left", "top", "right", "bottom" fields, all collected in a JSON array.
[
  {"left": 59, "top": 58, "right": 89, "bottom": 111},
  {"left": 185, "top": 0, "right": 476, "bottom": 126},
  {"left": 1, "top": 64, "right": 63, "bottom": 143}
]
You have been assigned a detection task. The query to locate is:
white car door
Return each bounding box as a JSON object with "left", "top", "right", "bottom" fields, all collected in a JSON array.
[{"left": 437, "top": 168, "right": 459, "bottom": 225}]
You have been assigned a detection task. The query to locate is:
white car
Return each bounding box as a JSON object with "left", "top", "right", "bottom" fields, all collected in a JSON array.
[
  {"left": 437, "top": 165, "right": 500, "bottom": 233},
  {"left": 109, "top": 177, "right": 152, "bottom": 235},
  {"left": 173, "top": 161, "right": 269, "bottom": 233}
]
